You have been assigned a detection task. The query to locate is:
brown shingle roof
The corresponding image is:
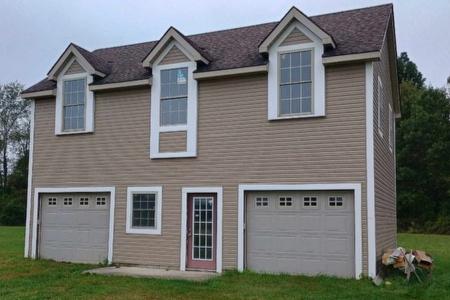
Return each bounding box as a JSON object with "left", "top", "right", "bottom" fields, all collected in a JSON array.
[{"left": 24, "top": 4, "right": 393, "bottom": 94}]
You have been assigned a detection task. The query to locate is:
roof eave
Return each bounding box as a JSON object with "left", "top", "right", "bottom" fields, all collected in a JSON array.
[{"left": 20, "top": 89, "right": 56, "bottom": 99}]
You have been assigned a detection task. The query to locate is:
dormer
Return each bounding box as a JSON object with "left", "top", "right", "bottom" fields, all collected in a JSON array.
[
  {"left": 143, "top": 27, "right": 207, "bottom": 158},
  {"left": 48, "top": 44, "right": 109, "bottom": 135},
  {"left": 262, "top": 7, "right": 335, "bottom": 120}
]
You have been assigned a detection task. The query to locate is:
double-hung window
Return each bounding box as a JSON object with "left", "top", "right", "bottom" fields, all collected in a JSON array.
[
  {"left": 126, "top": 187, "right": 162, "bottom": 235},
  {"left": 63, "top": 78, "right": 86, "bottom": 131},
  {"left": 160, "top": 68, "right": 188, "bottom": 126},
  {"left": 279, "top": 50, "right": 312, "bottom": 115}
]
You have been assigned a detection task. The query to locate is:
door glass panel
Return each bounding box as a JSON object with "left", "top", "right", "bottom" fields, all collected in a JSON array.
[{"left": 192, "top": 196, "right": 214, "bottom": 260}]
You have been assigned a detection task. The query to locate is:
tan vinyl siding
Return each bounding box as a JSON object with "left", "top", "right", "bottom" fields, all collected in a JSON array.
[
  {"left": 29, "top": 64, "right": 368, "bottom": 273},
  {"left": 280, "top": 28, "right": 313, "bottom": 46},
  {"left": 159, "top": 45, "right": 189, "bottom": 65},
  {"left": 64, "top": 60, "right": 85, "bottom": 75},
  {"left": 373, "top": 34, "right": 397, "bottom": 261},
  {"left": 159, "top": 131, "right": 187, "bottom": 152}
]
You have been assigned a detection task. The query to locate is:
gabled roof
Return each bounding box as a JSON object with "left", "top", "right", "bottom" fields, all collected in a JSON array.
[
  {"left": 142, "top": 27, "right": 210, "bottom": 67},
  {"left": 23, "top": 4, "right": 394, "bottom": 94},
  {"left": 47, "top": 43, "right": 110, "bottom": 80},
  {"left": 259, "top": 6, "right": 335, "bottom": 53}
]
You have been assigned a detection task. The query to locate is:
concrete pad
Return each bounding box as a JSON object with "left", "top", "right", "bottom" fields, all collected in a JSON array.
[{"left": 84, "top": 266, "right": 218, "bottom": 281}]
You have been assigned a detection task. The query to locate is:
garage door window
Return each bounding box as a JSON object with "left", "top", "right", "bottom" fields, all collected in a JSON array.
[
  {"left": 48, "top": 197, "right": 57, "bottom": 206},
  {"left": 303, "top": 196, "right": 318, "bottom": 208},
  {"left": 279, "top": 197, "right": 293, "bottom": 207},
  {"left": 80, "top": 197, "right": 89, "bottom": 206},
  {"left": 126, "top": 186, "right": 162, "bottom": 235},
  {"left": 63, "top": 197, "right": 72, "bottom": 206},
  {"left": 96, "top": 197, "right": 106, "bottom": 206},
  {"left": 255, "top": 197, "right": 269, "bottom": 207},
  {"left": 328, "top": 196, "right": 344, "bottom": 208}
]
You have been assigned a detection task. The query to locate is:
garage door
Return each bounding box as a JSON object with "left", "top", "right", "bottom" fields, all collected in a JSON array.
[
  {"left": 39, "top": 193, "right": 110, "bottom": 263},
  {"left": 246, "top": 191, "right": 354, "bottom": 277}
]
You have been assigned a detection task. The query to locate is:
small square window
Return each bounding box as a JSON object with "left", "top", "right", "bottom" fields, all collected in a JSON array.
[
  {"left": 329, "top": 196, "right": 344, "bottom": 207},
  {"left": 48, "top": 197, "right": 57, "bottom": 206},
  {"left": 63, "top": 197, "right": 72, "bottom": 206},
  {"left": 303, "top": 196, "right": 318, "bottom": 207},
  {"left": 96, "top": 197, "right": 106, "bottom": 206},
  {"left": 255, "top": 197, "right": 269, "bottom": 207},
  {"left": 80, "top": 197, "right": 89, "bottom": 206},
  {"left": 279, "top": 197, "right": 293, "bottom": 207}
]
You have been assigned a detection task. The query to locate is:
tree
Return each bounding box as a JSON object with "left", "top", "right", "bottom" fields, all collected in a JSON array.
[
  {"left": 397, "top": 52, "right": 426, "bottom": 89},
  {"left": 396, "top": 69, "right": 450, "bottom": 232},
  {"left": 0, "top": 82, "right": 30, "bottom": 190}
]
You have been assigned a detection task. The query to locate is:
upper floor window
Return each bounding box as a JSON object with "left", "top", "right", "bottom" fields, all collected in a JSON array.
[
  {"left": 63, "top": 78, "right": 86, "bottom": 131},
  {"left": 160, "top": 68, "right": 188, "bottom": 126},
  {"left": 389, "top": 104, "right": 394, "bottom": 151},
  {"left": 377, "top": 76, "right": 384, "bottom": 136},
  {"left": 279, "top": 50, "right": 312, "bottom": 115}
]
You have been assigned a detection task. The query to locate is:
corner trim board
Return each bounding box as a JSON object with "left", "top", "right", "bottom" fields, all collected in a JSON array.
[
  {"left": 180, "top": 187, "right": 223, "bottom": 273},
  {"left": 31, "top": 186, "right": 116, "bottom": 264},
  {"left": 24, "top": 101, "right": 35, "bottom": 257},
  {"left": 237, "top": 183, "right": 363, "bottom": 279},
  {"left": 365, "top": 62, "right": 377, "bottom": 278}
]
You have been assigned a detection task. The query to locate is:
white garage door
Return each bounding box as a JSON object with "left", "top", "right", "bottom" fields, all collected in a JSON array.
[
  {"left": 39, "top": 193, "right": 110, "bottom": 264},
  {"left": 246, "top": 191, "right": 355, "bottom": 277}
]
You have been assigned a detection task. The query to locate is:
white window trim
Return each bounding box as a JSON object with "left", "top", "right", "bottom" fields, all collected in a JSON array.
[
  {"left": 389, "top": 103, "right": 394, "bottom": 152},
  {"left": 150, "top": 41, "right": 198, "bottom": 159},
  {"left": 126, "top": 186, "right": 162, "bottom": 235},
  {"left": 377, "top": 76, "right": 383, "bottom": 137},
  {"left": 268, "top": 22, "right": 325, "bottom": 120},
  {"left": 31, "top": 186, "right": 116, "bottom": 263},
  {"left": 180, "top": 187, "right": 223, "bottom": 273},
  {"left": 238, "top": 183, "right": 362, "bottom": 279},
  {"left": 55, "top": 57, "right": 95, "bottom": 135}
]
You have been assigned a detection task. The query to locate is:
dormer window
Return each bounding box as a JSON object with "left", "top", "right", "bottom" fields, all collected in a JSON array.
[
  {"left": 63, "top": 78, "right": 86, "bottom": 131},
  {"left": 265, "top": 18, "right": 329, "bottom": 120},
  {"left": 279, "top": 50, "right": 313, "bottom": 115},
  {"left": 160, "top": 68, "right": 188, "bottom": 126},
  {"left": 54, "top": 57, "right": 95, "bottom": 135}
]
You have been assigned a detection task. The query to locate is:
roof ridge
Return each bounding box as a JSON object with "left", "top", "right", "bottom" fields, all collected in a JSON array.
[
  {"left": 91, "top": 3, "right": 393, "bottom": 53},
  {"left": 310, "top": 3, "right": 392, "bottom": 18}
]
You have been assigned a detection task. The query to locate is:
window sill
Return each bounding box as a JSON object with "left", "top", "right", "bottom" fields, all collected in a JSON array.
[
  {"left": 126, "top": 228, "right": 161, "bottom": 235},
  {"left": 268, "top": 113, "right": 325, "bottom": 121},
  {"left": 56, "top": 129, "right": 93, "bottom": 136},
  {"left": 150, "top": 151, "right": 196, "bottom": 159}
]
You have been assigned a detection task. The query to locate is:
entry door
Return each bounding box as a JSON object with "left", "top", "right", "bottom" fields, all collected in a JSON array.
[{"left": 186, "top": 193, "right": 216, "bottom": 271}]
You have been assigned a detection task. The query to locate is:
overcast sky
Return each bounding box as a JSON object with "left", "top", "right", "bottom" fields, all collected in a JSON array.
[{"left": 1, "top": 0, "right": 449, "bottom": 89}]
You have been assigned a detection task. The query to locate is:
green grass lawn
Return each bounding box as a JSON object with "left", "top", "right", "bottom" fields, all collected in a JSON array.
[{"left": 0, "top": 227, "right": 449, "bottom": 299}]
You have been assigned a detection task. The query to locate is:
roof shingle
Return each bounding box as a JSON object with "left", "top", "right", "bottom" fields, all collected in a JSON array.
[{"left": 23, "top": 4, "right": 393, "bottom": 94}]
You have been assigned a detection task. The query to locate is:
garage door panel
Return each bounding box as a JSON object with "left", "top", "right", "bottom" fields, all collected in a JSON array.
[
  {"left": 246, "top": 191, "right": 355, "bottom": 277},
  {"left": 39, "top": 193, "right": 109, "bottom": 264}
]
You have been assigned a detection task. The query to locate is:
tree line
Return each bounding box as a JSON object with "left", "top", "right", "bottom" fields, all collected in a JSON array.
[{"left": 0, "top": 53, "right": 449, "bottom": 233}]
